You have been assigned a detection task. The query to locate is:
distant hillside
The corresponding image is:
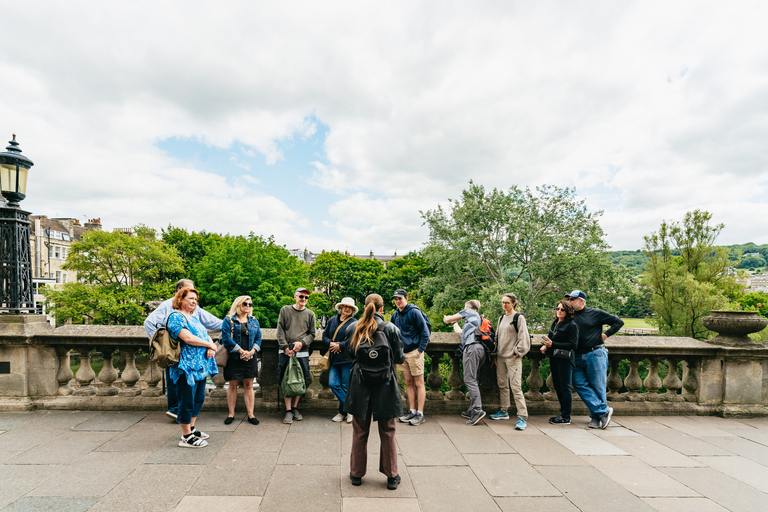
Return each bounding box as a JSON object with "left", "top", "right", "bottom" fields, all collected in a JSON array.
[{"left": 608, "top": 243, "right": 768, "bottom": 275}]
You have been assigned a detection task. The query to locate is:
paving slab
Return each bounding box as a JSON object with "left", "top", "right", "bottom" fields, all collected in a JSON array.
[
  {"left": 592, "top": 425, "right": 641, "bottom": 437},
  {"left": 0, "top": 463, "right": 68, "bottom": 509},
  {"left": 408, "top": 465, "right": 501, "bottom": 512},
  {"left": 583, "top": 455, "right": 700, "bottom": 497},
  {"left": 27, "top": 450, "right": 151, "bottom": 497},
  {"left": 277, "top": 432, "right": 340, "bottom": 465},
  {"left": 730, "top": 417, "right": 768, "bottom": 428},
  {"left": 537, "top": 465, "right": 656, "bottom": 511},
  {"left": 641, "top": 497, "right": 729, "bottom": 511},
  {"left": 259, "top": 464, "right": 340, "bottom": 512},
  {"left": 1, "top": 496, "right": 99, "bottom": 512},
  {"left": 227, "top": 414, "right": 289, "bottom": 454},
  {"left": 464, "top": 453, "right": 560, "bottom": 497},
  {"left": 88, "top": 464, "right": 204, "bottom": 512},
  {"left": 717, "top": 425, "right": 768, "bottom": 447},
  {"left": 94, "top": 419, "right": 179, "bottom": 452},
  {"left": 525, "top": 415, "right": 587, "bottom": 431},
  {"left": 0, "top": 421, "right": 74, "bottom": 452},
  {"left": 500, "top": 433, "right": 588, "bottom": 466},
  {"left": 174, "top": 495, "right": 261, "bottom": 511},
  {"left": 26, "top": 410, "right": 98, "bottom": 429},
  {"left": 614, "top": 416, "right": 670, "bottom": 430},
  {"left": 540, "top": 428, "right": 628, "bottom": 456},
  {"left": 342, "top": 497, "right": 421, "bottom": 512},
  {"left": 694, "top": 455, "right": 768, "bottom": 493},
  {"left": 484, "top": 416, "right": 545, "bottom": 436},
  {"left": 633, "top": 428, "right": 731, "bottom": 456},
  {"left": 392, "top": 416, "right": 445, "bottom": 434},
  {"left": 661, "top": 467, "right": 768, "bottom": 510},
  {"left": 144, "top": 431, "right": 232, "bottom": 465},
  {"left": 70, "top": 411, "right": 149, "bottom": 431},
  {"left": 396, "top": 433, "right": 466, "bottom": 466},
  {"left": 437, "top": 416, "right": 515, "bottom": 454},
  {"left": 698, "top": 435, "right": 768, "bottom": 466},
  {"left": 7, "top": 430, "right": 117, "bottom": 465},
  {"left": 341, "top": 453, "right": 415, "bottom": 497},
  {"left": 652, "top": 416, "right": 735, "bottom": 438},
  {"left": 495, "top": 496, "right": 580, "bottom": 512},
  {"left": 191, "top": 449, "right": 278, "bottom": 496},
  {"left": 288, "top": 414, "right": 342, "bottom": 433},
  {"left": 0, "top": 411, "right": 46, "bottom": 430},
  {"left": 603, "top": 436, "right": 703, "bottom": 467},
  {"left": 0, "top": 449, "right": 23, "bottom": 463},
  {"left": 187, "top": 411, "right": 241, "bottom": 432}
]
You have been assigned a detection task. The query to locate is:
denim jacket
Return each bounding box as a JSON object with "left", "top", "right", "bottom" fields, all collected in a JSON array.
[{"left": 221, "top": 315, "right": 262, "bottom": 353}]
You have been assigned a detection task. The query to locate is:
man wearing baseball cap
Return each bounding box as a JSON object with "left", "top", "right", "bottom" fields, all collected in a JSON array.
[
  {"left": 565, "top": 290, "right": 623, "bottom": 429},
  {"left": 276, "top": 287, "right": 316, "bottom": 423}
]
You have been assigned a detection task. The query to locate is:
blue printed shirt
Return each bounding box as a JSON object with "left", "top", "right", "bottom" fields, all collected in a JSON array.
[{"left": 167, "top": 311, "right": 218, "bottom": 386}]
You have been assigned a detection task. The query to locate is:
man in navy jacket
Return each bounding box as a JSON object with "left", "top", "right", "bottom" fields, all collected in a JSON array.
[{"left": 390, "top": 289, "right": 430, "bottom": 426}]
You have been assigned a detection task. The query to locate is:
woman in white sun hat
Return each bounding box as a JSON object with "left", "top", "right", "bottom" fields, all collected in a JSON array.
[{"left": 322, "top": 297, "right": 359, "bottom": 422}]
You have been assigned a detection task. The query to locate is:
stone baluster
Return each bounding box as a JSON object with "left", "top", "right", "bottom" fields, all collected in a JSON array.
[
  {"left": 96, "top": 347, "right": 119, "bottom": 396},
  {"left": 524, "top": 354, "right": 544, "bottom": 401},
  {"left": 318, "top": 368, "right": 335, "bottom": 400},
  {"left": 644, "top": 357, "right": 664, "bottom": 402},
  {"left": 55, "top": 346, "right": 74, "bottom": 396},
  {"left": 210, "top": 369, "right": 227, "bottom": 398},
  {"left": 662, "top": 357, "right": 684, "bottom": 402},
  {"left": 623, "top": 357, "right": 644, "bottom": 401},
  {"left": 254, "top": 357, "right": 263, "bottom": 398},
  {"left": 118, "top": 347, "right": 142, "bottom": 397},
  {"left": 445, "top": 351, "right": 465, "bottom": 401},
  {"left": 141, "top": 359, "right": 163, "bottom": 397},
  {"left": 73, "top": 347, "right": 96, "bottom": 396},
  {"left": 544, "top": 372, "right": 557, "bottom": 401},
  {"left": 425, "top": 351, "right": 445, "bottom": 400},
  {"left": 606, "top": 356, "right": 625, "bottom": 402},
  {"left": 682, "top": 357, "right": 699, "bottom": 402}
]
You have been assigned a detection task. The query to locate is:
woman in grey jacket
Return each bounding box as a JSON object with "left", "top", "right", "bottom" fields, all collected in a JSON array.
[{"left": 344, "top": 293, "right": 405, "bottom": 490}]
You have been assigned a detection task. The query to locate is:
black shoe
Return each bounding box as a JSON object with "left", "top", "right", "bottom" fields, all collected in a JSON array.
[
  {"left": 387, "top": 474, "right": 401, "bottom": 490},
  {"left": 460, "top": 410, "right": 471, "bottom": 419},
  {"left": 248, "top": 417, "right": 260, "bottom": 425},
  {"left": 350, "top": 473, "right": 362, "bottom": 486},
  {"left": 549, "top": 415, "right": 571, "bottom": 425},
  {"left": 224, "top": 416, "right": 234, "bottom": 425}
]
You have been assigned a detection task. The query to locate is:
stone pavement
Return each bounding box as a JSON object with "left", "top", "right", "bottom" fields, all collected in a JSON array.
[{"left": 2, "top": 411, "right": 768, "bottom": 511}]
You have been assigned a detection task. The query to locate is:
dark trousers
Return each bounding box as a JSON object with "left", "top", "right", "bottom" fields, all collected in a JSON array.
[
  {"left": 549, "top": 357, "right": 574, "bottom": 418},
  {"left": 177, "top": 377, "right": 207, "bottom": 425},
  {"left": 350, "top": 405, "right": 397, "bottom": 479},
  {"left": 165, "top": 367, "right": 179, "bottom": 416}
]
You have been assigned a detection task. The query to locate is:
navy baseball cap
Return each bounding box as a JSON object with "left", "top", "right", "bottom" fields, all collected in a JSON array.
[
  {"left": 391, "top": 289, "right": 408, "bottom": 299},
  {"left": 565, "top": 290, "right": 586, "bottom": 300}
]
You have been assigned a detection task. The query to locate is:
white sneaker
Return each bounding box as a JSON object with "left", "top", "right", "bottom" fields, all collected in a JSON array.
[
  {"left": 332, "top": 413, "right": 345, "bottom": 422},
  {"left": 346, "top": 414, "right": 353, "bottom": 423}
]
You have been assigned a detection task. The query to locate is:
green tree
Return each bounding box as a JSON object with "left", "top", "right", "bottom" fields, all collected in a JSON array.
[
  {"left": 43, "top": 225, "right": 184, "bottom": 325},
  {"left": 642, "top": 210, "right": 739, "bottom": 339},
  {"left": 421, "top": 182, "right": 628, "bottom": 328},
  {"left": 191, "top": 233, "right": 308, "bottom": 326},
  {"left": 162, "top": 225, "right": 223, "bottom": 274},
  {"left": 378, "top": 252, "right": 433, "bottom": 311},
  {"left": 309, "top": 251, "right": 384, "bottom": 318}
]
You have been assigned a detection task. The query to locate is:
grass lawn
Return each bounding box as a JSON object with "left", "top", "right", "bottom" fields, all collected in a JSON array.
[{"left": 620, "top": 317, "right": 655, "bottom": 329}]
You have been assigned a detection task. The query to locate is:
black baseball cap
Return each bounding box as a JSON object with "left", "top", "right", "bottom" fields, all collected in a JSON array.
[{"left": 391, "top": 289, "right": 408, "bottom": 299}]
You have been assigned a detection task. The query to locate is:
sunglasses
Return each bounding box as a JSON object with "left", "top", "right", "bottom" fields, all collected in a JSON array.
[
  {"left": 555, "top": 307, "right": 565, "bottom": 311},
  {"left": 298, "top": 295, "right": 309, "bottom": 300},
  {"left": 501, "top": 301, "right": 512, "bottom": 305},
  {"left": 242, "top": 302, "right": 253, "bottom": 307}
]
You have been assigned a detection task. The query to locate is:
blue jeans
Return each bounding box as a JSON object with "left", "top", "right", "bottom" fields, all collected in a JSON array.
[
  {"left": 177, "top": 377, "right": 207, "bottom": 425},
  {"left": 329, "top": 363, "right": 352, "bottom": 414},
  {"left": 571, "top": 346, "right": 609, "bottom": 418},
  {"left": 166, "top": 367, "right": 179, "bottom": 417}
]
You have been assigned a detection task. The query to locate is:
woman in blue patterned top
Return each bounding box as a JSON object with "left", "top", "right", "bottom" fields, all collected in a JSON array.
[{"left": 167, "top": 287, "right": 219, "bottom": 448}]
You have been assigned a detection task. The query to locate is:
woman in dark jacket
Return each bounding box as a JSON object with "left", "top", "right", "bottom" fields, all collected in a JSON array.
[
  {"left": 344, "top": 293, "right": 405, "bottom": 490},
  {"left": 541, "top": 299, "right": 579, "bottom": 425},
  {"left": 221, "top": 295, "right": 262, "bottom": 425},
  {"left": 322, "top": 297, "right": 358, "bottom": 423}
]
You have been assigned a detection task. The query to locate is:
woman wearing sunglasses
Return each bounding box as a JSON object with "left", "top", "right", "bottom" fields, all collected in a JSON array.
[
  {"left": 221, "top": 295, "right": 262, "bottom": 425},
  {"left": 540, "top": 299, "right": 579, "bottom": 425}
]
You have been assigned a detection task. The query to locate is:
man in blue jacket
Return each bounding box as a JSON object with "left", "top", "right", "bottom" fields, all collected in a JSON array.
[
  {"left": 144, "top": 279, "right": 223, "bottom": 421},
  {"left": 390, "top": 289, "right": 430, "bottom": 426}
]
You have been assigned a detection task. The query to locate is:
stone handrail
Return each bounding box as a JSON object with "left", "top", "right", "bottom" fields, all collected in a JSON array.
[{"left": 2, "top": 319, "right": 768, "bottom": 416}]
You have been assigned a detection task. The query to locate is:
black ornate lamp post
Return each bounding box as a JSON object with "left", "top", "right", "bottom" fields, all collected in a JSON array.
[{"left": 0, "top": 134, "right": 35, "bottom": 314}]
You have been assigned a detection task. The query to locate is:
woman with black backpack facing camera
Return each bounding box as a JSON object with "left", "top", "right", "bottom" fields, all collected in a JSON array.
[{"left": 344, "top": 293, "right": 405, "bottom": 490}]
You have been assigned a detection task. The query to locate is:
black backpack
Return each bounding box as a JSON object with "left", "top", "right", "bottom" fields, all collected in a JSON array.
[
  {"left": 356, "top": 322, "right": 393, "bottom": 385},
  {"left": 474, "top": 315, "right": 497, "bottom": 355}
]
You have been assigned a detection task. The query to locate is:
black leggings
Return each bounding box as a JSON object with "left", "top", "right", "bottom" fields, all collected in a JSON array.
[{"left": 549, "top": 357, "right": 574, "bottom": 418}]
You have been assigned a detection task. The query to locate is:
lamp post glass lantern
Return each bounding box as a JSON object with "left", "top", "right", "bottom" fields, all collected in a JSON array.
[{"left": 0, "top": 134, "right": 35, "bottom": 314}]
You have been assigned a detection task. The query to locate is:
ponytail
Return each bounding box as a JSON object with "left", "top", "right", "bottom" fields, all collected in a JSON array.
[{"left": 351, "top": 293, "right": 384, "bottom": 353}]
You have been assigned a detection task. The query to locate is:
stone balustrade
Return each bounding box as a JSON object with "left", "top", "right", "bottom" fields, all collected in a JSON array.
[{"left": 1, "top": 315, "right": 768, "bottom": 416}]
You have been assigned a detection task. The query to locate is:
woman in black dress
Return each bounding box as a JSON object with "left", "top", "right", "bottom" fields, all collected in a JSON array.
[
  {"left": 541, "top": 299, "right": 579, "bottom": 425},
  {"left": 221, "top": 295, "right": 262, "bottom": 425}
]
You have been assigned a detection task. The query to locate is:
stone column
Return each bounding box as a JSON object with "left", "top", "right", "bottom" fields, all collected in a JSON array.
[
  {"left": 623, "top": 357, "right": 644, "bottom": 402},
  {"left": 606, "top": 356, "right": 625, "bottom": 402},
  {"left": 118, "top": 347, "right": 141, "bottom": 397},
  {"left": 524, "top": 354, "right": 544, "bottom": 401},
  {"left": 142, "top": 359, "right": 163, "bottom": 397},
  {"left": 96, "top": 347, "right": 118, "bottom": 396},
  {"left": 662, "top": 357, "right": 684, "bottom": 402},
  {"left": 425, "top": 351, "right": 445, "bottom": 400},
  {"left": 644, "top": 358, "right": 664, "bottom": 402},
  {"left": 445, "top": 352, "right": 465, "bottom": 401},
  {"left": 55, "top": 346, "right": 73, "bottom": 396},
  {"left": 73, "top": 347, "right": 96, "bottom": 396}
]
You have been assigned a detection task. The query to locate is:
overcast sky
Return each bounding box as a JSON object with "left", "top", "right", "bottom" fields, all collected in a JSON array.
[{"left": 2, "top": 1, "right": 766, "bottom": 254}]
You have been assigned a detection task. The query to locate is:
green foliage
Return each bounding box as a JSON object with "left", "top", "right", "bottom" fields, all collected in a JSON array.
[
  {"left": 190, "top": 233, "right": 308, "bottom": 326},
  {"left": 420, "top": 182, "right": 629, "bottom": 329},
  {"left": 309, "top": 251, "right": 384, "bottom": 315},
  {"left": 162, "top": 226, "right": 223, "bottom": 273},
  {"left": 608, "top": 250, "right": 649, "bottom": 274},
  {"left": 44, "top": 226, "right": 183, "bottom": 325},
  {"left": 642, "top": 210, "right": 740, "bottom": 339}
]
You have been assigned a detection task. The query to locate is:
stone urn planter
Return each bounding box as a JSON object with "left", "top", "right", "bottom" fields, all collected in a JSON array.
[{"left": 701, "top": 310, "right": 768, "bottom": 345}]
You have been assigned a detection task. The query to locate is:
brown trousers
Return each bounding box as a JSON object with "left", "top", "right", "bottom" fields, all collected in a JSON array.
[{"left": 350, "top": 406, "right": 397, "bottom": 479}]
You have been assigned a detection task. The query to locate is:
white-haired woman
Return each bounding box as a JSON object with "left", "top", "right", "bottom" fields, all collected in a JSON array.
[
  {"left": 322, "top": 297, "right": 358, "bottom": 422},
  {"left": 221, "top": 295, "right": 262, "bottom": 425}
]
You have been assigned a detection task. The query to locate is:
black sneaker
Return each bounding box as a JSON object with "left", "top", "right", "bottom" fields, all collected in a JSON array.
[
  {"left": 466, "top": 410, "right": 486, "bottom": 426},
  {"left": 549, "top": 415, "right": 571, "bottom": 425},
  {"left": 460, "top": 410, "right": 471, "bottom": 419},
  {"left": 350, "top": 473, "right": 362, "bottom": 486},
  {"left": 399, "top": 411, "right": 417, "bottom": 423},
  {"left": 387, "top": 475, "right": 401, "bottom": 490}
]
